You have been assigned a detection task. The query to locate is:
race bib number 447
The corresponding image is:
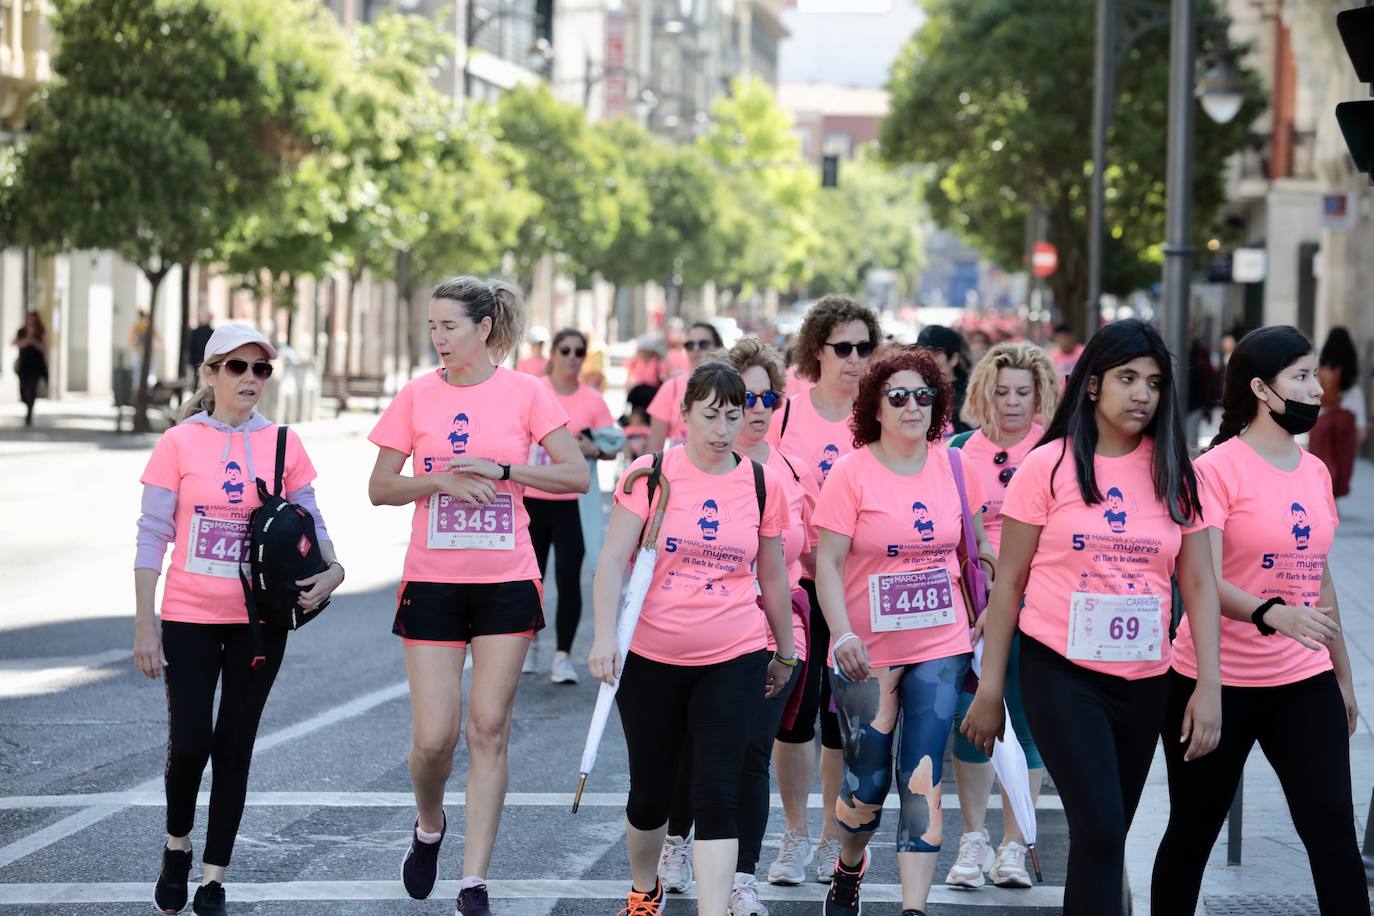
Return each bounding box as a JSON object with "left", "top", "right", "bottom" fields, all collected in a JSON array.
[
  {"left": 427, "top": 492, "right": 516, "bottom": 550},
  {"left": 1067, "top": 592, "right": 1162, "bottom": 662},
  {"left": 186, "top": 515, "right": 250, "bottom": 579}
]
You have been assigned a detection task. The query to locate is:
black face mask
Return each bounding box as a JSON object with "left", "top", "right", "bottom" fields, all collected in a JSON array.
[{"left": 1264, "top": 382, "right": 1320, "bottom": 435}]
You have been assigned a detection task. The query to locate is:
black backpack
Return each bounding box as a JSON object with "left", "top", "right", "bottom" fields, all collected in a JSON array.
[{"left": 240, "top": 426, "right": 329, "bottom": 668}]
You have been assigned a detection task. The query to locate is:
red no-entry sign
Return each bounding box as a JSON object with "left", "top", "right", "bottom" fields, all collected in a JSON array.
[{"left": 1031, "top": 242, "right": 1059, "bottom": 278}]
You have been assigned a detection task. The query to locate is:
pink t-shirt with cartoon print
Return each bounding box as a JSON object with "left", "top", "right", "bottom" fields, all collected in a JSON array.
[
  {"left": 141, "top": 423, "right": 316, "bottom": 624},
  {"left": 1171, "top": 437, "right": 1338, "bottom": 687},
  {"left": 1003, "top": 437, "right": 1203, "bottom": 680},
  {"left": 614, "top": 447, "right": 788, "bottom": 666},
  {"left": 525, "top": 377, "right": 615, "bottom": 501},
  {"left": 765, "top": 389, "right": 854, "bottom": 494},
  {"left": 812, "top": 445, "right": 986, "bottom": 669},
  {"left": 368, "top": 367, "right": 568, "bottom": 584},
  {"left": 763, "top": 444, "right": 819, "bottom": 659},
  {"left": 647, "top": 374, "right": 690, "bottom": 445}
]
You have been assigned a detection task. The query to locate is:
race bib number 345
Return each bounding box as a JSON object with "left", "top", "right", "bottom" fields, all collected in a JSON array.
[
  {"left": 186, "top": 515, "right": 250, "bottom": 579},
  {"left": 1067, "top": 592, "right": 1162, "bottom": 662},
  {"left": 427, "top": 492, "right": 516, "bottom": 550}
]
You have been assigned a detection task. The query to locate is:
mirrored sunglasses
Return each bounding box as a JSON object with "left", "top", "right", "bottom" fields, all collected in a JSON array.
[
  {"left": 884, "top": 386, "right": 937, "bottom": 409},
  {"left": 744, "top": 389, "right": 780, "bottom": 409}
]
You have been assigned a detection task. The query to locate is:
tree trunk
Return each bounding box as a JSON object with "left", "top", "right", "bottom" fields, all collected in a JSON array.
[
  {"left": 345, "top": 268, "right": 363, "bottom": 378},
  {"left": 284, "top": 273, "right": 297, "bottom": 344},
  {"left": 133, "top": 266, "right": 170, "bottom": 433},
  {"left": 177, "top": 261, "right": 192, "bottom": 379}
]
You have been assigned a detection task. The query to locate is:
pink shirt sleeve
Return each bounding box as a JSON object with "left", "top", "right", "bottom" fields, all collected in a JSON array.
[
  {"left": 613, "top": 455, "right": 657, "bottom": 522},
  {"left": 812, "top": 454, "right": 860, "bottom": 538},
  {"left": 760, "top": 464, "right": 787, "bottom": 538},
  {"left": 1316, "top": 459, "right": 1340, "bottom": 529},
  {"left": 799, "top": 463, "right": 820, "bottom": 552},
  {"left": 528, "top": 378, "right": 570, "bottom": 444},
  {"left": 1002, "top": 446, "right": 1054, "bottom": 527},
  {"left": 588, "top": 390, "right": 616, "bottom": 430},
  {"left": 957, "top": 450, "right": 989, "bottom": 521},
  {"left": 647, "top": 380, "right": 678, "bottom": 424},
  {"left": 368, "top": 381, "right": 416, "bottom": 455},
  {"left": 1192, "top": 462, "right": 1229, "bottom": 532},
  {"left": 140, "top": 430, "right": 182, "bottom": 490},
  {"left": 282, "top": 428, "right": 317, "bottom": 494}
]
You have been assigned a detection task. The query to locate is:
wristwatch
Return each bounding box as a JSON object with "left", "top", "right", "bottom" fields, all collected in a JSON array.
[
  {"left": 499, "top": 463, "right": 511, "bottom": 481},
  {"left": 773, "top": 652, "right": 799, "bottom": 668},
  {"left": 1252, "top": 596, "right": 1285, "bottom": 636}
]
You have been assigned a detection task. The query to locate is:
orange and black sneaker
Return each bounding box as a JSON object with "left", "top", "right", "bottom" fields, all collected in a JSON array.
[
  {"left": 617, "top": 880, "right": 664, "bottom": 916},
  {"left": 824, "top": 848, "right": 870, "bottom": 916}
]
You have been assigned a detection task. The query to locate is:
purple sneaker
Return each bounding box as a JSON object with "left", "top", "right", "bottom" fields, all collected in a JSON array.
[{"left": 401, "top": 812, "right": 445, "bottom": 900}]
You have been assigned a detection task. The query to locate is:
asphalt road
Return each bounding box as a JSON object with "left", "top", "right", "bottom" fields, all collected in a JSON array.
[{"left": 0, "top": 415, "right": 1067, "bottom": 914}]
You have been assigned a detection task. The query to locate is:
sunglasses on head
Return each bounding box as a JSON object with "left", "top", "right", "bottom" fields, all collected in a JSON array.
[
  {"left": 744, "top": 389, "right": 780, "bottom": 409},
  {"left": 883, "top": 386, "right": 938, "bottom": 409},
  {"left": 823, "top": 340, "right": 875, "bottom": 359},
  {"left": 558, "top": 345, "right": 586, "bottom": 358},
  {"left": 683, "top": 339, "right": 715, "bottom": 352},
  {"left": 215, "top": 358, "right": 273, "bottom": 380}
]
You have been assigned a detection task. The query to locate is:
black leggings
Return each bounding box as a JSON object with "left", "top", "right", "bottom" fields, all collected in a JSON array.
[
  {"left": 525, "top": 496, "right": 585, "bottom": 654},
  {"left": 774, "top": 579, "right": 841, "bottom": 749},
  {"left": 162, "top": 620, "right": 287, "bottom": 866},
  {"left": 1151, "top": 670, "right": 1370, "bottom": 915},
  {"left": 1020, "top": 635, "right": 1168, "bottom": 916},
  {"left": 666, "top": 665, "right": 801, "bottom": 871},
  {"left": 616, "top": 650, "right": 769, "bottom": 841}
]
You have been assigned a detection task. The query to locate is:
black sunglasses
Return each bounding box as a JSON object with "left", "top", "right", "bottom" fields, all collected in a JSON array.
[
  {"left": 215, "top": 358, "right": 273, "bottom": 380},
  {"left": 998, "top": 467, "right": 1016, "bottom": 487},
  {"left": 884, "top": 386, "right": 938, "bottom": 409},
  {"left": 558, "top": 346, "right": 586, "bottom": 358},
  {"left": 823, "top": 340, "right": 875, "bottom": 359},
  {"left": 994, "top": 450, "right": 1010, "bottom": 465},
  {"left": 683, "top": 339, "right": 716, "bottom": 351},
  {"left": 744, "top": 389, "right": 780, "bottom": 410}
]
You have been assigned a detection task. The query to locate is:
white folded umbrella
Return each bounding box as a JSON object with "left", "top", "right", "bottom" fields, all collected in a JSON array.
[{"left": 971, "top": 636, "right": 1042, "bottom": 881}]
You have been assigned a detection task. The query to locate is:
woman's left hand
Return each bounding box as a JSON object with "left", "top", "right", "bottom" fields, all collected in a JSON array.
[
  {"left": 1180, "top": 681, "right": 1222, "bottom": 762},
  {"left": 446, "top": 457, "right": 503, "bottom": 479},
  {"left": 1340, "top": 679, "right": 1359, "bottom": 737},
  {"left": 296, "top": 564, "right": 345, "bottom": 611},
  {"left": 765, "top": 658, "right": 793, "bottom": 699}
]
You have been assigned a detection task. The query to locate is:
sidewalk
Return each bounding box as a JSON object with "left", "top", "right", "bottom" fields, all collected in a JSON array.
[{"left": 1126, "top": 459, "right": 1374, "bottom": 915}]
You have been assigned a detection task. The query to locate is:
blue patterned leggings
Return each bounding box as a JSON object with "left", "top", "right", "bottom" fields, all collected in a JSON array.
[{"left": 830, "top": 653, "right": 971, "bottom": 853}]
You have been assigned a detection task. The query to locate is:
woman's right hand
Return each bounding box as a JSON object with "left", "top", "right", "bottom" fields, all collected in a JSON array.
[
  {"left": 133, "top": 621, "right": 166, "bottom": 680},
  {"left": 832, "top": 632, "right": 871, "bottom": 683},
  {"left": 1268, "top": 603, "right": 1340, "bottom": 651},
  {"left": 960, "top": 689, "right": 1006, "bottom": 757},
  {"left": 433, "top": 470, "right": 497, "bottom": 507},
  {"left": 588, "top": 638, "right": 621, "bottom": 685}
]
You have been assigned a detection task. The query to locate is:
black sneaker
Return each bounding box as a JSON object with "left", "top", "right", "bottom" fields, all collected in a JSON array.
[
  {"left": 154, "top": 845, "right": 193, "bottom": 914},
  {"left": 401, "top": 812, "right": 445, "bottom": 900},
  {"left": 824, "top": 849, "right": 869, "bottom": 916},
  {"left": 190, "top": 881, "right": 226, "bottom": 916},
  {"left": 456, "top": 882, "right": 493, "bottom": 916},
  {"left": 900, "top": 911, "right": 927, "bottom": 916}
]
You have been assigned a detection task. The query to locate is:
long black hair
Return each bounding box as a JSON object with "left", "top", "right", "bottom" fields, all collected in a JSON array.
[
  {"left": 1039, "top": 319, "right": 1201, "bottom": 524},
  {"left": 1318, "top": 326, "right": 1358, "bottom": 393},
  {"left": 1207, "top": 325, "right": 1314, "bottom": 451}
]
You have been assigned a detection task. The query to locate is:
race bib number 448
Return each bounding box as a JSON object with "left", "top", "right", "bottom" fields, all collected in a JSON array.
[
  {"left": 427, "top": 492, "right": 516, "bottom": 550},
  {"left": 867, "top": 567, "right": 956, "bottom": 633}
]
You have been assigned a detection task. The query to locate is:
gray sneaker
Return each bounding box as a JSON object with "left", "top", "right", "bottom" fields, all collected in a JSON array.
[
  {"left": 815, "top": 835, "right": 841, "bottom": 884},
  {"left": 657, "top": 833, "right": 694, "bottom": 894},
  {"left": 767, "top": 828, "right": 814, "bottom": 886},
  {"left": 522, "top": 638, "right": 540, "bottom": 674},
  {"left": 550, "top": 654, "right": 579, "bottom": 684}
]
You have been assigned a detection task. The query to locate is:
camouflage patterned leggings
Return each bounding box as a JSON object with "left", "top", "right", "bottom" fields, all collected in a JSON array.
[{"left": 830, "top": 653, "right": 971, "bottom": 853}]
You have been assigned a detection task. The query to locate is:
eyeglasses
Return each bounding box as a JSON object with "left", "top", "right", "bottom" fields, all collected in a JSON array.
[
  {"left": 823, "top": 340, "right": 875, "bottom": 359},
  {"left": 683, "top": 340, "right": 716, "bottom": 352},
  {"left": 744, "top": 389, "right": 780, "bottom": 409},
  {"left": 214, "top": 358, "right": 273, "bottom": 380},
  {"left": 883, "top": 386, "right": 938, "bottom": 409},
  {"left": 998, "top": 467, "right": 1016, "bottom": 487},
  {"left": 558, "top": 346, "right": 586, "bottom": 358}
]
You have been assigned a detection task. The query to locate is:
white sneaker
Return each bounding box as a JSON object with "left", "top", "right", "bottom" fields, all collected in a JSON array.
[
  {"left": 767, "top": 828, "right": 814, "bottom": 886},
  {"left": 988, "top": 840, "right": 1033, "bottom": 888},
  {"left": 550, "top": 654, "right": 579, "bottom": 685},
  {"left": 814, "top": 835, "right": 841, "bottom": 884},
  {"left": 945, "top": 830, "right": 995, "bottom": 888},
  {"left": 728, "top": 873, "right": 768, "bottom": 916},
  {"left": 657, "top": 833, "right": 694, "bottom": 894},
  {"left": 521, "top": 639, "right": 540, "bottom": 674}
]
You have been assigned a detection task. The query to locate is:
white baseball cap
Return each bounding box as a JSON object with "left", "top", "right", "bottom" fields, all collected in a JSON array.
[
  {"left": 203, "top": 324, "right": 278, "bottom": 361},
  {"left": 529, "top": 325, "right": 550, "bottom": 344}
]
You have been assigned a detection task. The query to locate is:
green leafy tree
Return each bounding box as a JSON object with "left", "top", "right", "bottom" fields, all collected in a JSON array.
[
  {"left": 806, "top": 152, "right": 925, "bottom": 298},
  {"left": 881, "top": 0, "right": 1263, "bottom": 330},
  {"left": 492, "top": 85, "right": 622, "bottom": 290},
  {"left": 9, "top": 0, "right": 342, "bottom": 429},
  {"left": 698, "top": 77, "right": 820, "bottom": 294}
]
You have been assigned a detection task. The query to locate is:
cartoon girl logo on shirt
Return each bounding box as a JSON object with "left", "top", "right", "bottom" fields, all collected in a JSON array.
[
  {"left": 911, "top": 502, "right": 936, "bottom": 542},
  {"left": 222, "top": 461, "right": 245, "bottom": 504},
  {"left": 1104, "top": 487, "right": 1129, "bottom": 533},
  {"left": 698, "top": 499, "right": 722, "bottom": 541},
  {"left": 818, "top": 444, "right": 840, "bottom": 482},
  {"left": 1290, "top": 503, "right": 1311, "bottom": 550},
  {"left": 448, "top": 413, "right": 476, "bottom": 455}
]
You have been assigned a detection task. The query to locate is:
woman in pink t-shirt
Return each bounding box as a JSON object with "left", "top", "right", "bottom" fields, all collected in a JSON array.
[
  {"left": 962, "top": 319, "right": 1222, "bottom": 916},
  {"left": 812, "top": 346, "right": 992, "bottom": 916},
  {"left": 765, "top": 295, "right": 881, "bottom": 885},
  {"left": 133, "top": 325, "right": 343, "bottom": 916},
  {"left": 367, "top": 278, "right": 589, "bottom": 915},
  {"left": 647, "top": 322, "right": 723, "bottom": 451},
  {"left": 1152, "top": 326, "right": 1369, "bottom": 915},
  {"left": 944, "top": 341, "right": 1059, "bottom": 891},
  {"left": 589, "top": 361, "right": 797, "bottom": 916},
  {"left": 655, "top": 340, "right": 819, "bottom": 910},
  {"left": 524, "top": 328, "right": 621, "bottom": 685}
]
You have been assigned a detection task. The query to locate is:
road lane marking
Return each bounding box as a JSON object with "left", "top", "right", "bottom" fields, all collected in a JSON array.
[
  {"left": 0, "top": 649, "right": 130, "bottom": 699},
  {"left": 0, "top": 879, "right": 1066, "bottom": 907},
  {"left": 0, "top": 680, "right": 410, "bottom": 869},
  {"left": 0, "top": 790, "right": 1063, "bottom": 811}
]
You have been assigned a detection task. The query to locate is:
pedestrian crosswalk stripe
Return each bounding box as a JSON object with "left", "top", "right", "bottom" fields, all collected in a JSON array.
[
  {"left": 0, "top": 789, "right": 1063, "bottom": 811},
  {"left": 0, "top": 879, "right": 1066, "bottom": 907}
]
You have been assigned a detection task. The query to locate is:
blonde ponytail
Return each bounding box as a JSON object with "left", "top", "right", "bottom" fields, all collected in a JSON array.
[
  {"left": 430, "top": 276, "right": 526, "bottom": 363},
  {"left": 176, "top": 363, "right": 216, "bottom": 422}
]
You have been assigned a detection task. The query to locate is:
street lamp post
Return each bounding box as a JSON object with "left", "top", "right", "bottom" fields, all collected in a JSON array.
[
  {"left": 1086, "top": 0, "right": 1117, "bottom": 342},
  {"left": 1162, "top": 0, "right": 1197, "bottom": 399}
]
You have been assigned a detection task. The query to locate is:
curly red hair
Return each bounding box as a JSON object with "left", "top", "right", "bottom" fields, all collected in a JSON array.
[{"left": 850, "top": 346, "right": 953, "bottom": 446}]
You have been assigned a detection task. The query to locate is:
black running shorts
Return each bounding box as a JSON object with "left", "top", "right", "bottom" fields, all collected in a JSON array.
[{"left": 392, "top": 579, "right": 545, "bottom": 646}]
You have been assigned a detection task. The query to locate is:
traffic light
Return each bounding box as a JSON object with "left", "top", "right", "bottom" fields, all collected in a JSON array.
[
  {"left": 1336, "top": 6, "right": 1374, "bottom": 181},
  {"left": 821, "top": 154, "right": 839, "bottom": 188}
]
